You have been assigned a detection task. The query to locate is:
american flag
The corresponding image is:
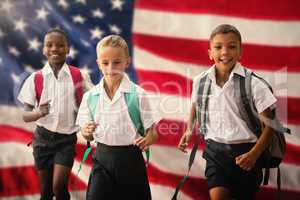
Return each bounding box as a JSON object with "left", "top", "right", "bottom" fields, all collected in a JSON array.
[{"left": 0, "top": 0, "right": 299, "bottom": 199}]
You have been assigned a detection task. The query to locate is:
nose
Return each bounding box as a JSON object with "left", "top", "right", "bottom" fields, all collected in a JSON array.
[{"left": 221, "top": 47, "right": 229, "bottom": 55}]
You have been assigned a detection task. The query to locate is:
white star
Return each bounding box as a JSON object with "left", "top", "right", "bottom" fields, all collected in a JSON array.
[
  {"left": 72, "top": 15, "right": 86, "bottom": 24},
  {"left": 111, "top": 0, "right": 124, "bottom": 11},
  {"left": 8, "top": 46, "right": 21, "bottom": 57},
  {"left": 1, "top": 0, "right": 13, "bottom": 12},
  {"left": 109, "top": 24, "right": 121, "bottom": 35},
  {"left": 90, "top": 27, "right": 104, "bottom": 40},
  {"left": 68, "top": 46, "right": 78, "bottom": 59},
  {"left": 36, "top": 7, "right": 49, "bottom": 21},
  {"left": 28, "top": 37, "right": 42, "bottom": 52},
  {"left": 92, "top": 8, "right": 104, "bottom": 18},
  {"left": 24, "top": 64, "right": 35, "bottom": 73},
  {"left": 11, "top": 72, "right": 21, "bottom": 83},
  {"left": 58, "top": 0, "right": 69, "bottom": 10},
  {"left": 0, "top": 29, "right": 5, "bottom": 39},
  {"left": 14, "top": 18, "right": 28, "bottom": 33},
  {"left": 75, "top": 0, "right": 86, "bottom": 5}
]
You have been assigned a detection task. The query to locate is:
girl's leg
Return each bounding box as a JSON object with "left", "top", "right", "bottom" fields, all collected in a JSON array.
[
  {"left": 37, "top": 167, "right": 54, "bottom": 200},
  {"left": 209, "top": 186, "right": 231, "bottom": 200},
  {"left": 52, "top": 164, "right": 71, "bottom": 200}
]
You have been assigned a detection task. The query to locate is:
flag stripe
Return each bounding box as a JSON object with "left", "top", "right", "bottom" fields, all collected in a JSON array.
[
  {"left": 0, "top": 166, "right": 86, "bottom": 197},
  {"left": 135, "top": 0, "right": 300, "bottom": 20},
  {"left": 133, "top": 33, "right": 300, "bottom": 72},
  {"left": 133, "top": 9, "right": 300, "bottom": 47},
  {"left": 136, "top": 69, "right": 300, "bottom": 125}
]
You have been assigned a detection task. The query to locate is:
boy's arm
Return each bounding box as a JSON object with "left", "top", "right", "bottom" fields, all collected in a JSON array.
[
  {"left": 178, "top": 102, "right": 197, "bottom": 153},
  {"left": 236, "top": 107, "right": 276, "bottom": 171},
  {"left": 22, "top": 102, "right": 50, "bottom": 122}
]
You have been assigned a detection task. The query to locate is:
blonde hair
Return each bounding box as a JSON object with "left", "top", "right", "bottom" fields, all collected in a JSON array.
[{"left": 96, "top": 35, "right": 129, "bottom": 58}]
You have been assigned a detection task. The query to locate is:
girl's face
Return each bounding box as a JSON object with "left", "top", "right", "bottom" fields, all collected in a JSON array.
[
  {"left": 208, "top": 32, "right": 242, "bottom": 72},
  {"left": 43, "top": 32, "right": 69, "bottom": 68},
  {"left": 97, "top": 46, "right": 130, "bottom": 79}
]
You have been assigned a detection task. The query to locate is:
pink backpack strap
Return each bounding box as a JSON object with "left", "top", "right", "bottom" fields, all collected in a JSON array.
[
  {"left": 34, "top": 70, "right": 43, "bottom": 105},
  {"left": 69, "top": 65, "right": 83, "bottom": 107}
]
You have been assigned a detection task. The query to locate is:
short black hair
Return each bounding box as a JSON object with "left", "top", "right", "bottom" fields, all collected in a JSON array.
[
  {"left": 209, "top": 24, "right": 242, "bottom": 44},
  {"left": 44, "top": 28, "right": 70, "bottom": 46}
]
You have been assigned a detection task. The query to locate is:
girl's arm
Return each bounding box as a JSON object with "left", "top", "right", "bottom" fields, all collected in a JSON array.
[
  {"left": 235, "top": 107, "right": 276, "bottom": 171},
  {"left": 134, "top": 125, "right": 158, "bottom": 151},
  {"left": 22, "top": 102, "right": 50, "bottom": 122},
  {"left": 178, "top": 102, "right": 197, "bottom": 153}
]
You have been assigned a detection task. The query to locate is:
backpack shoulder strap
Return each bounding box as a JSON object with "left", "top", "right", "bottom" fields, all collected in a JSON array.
[
  {"left": 124, "top": 82, "right": 145, "bottom": 136},
  {"left": 69, "top": 65, "right": 84, "bottom": 107},
  {"left": 34, "top": 70, "right": 43, "bottom": 105},
  {"left": 196, "top": 74, "right": 211, "bottom": 135},
  {"left": 87, "top": 91, "right": 100, "bottom": 121},
  {"left": 235, "top": 68, "right": 262, "bottom": 136}
]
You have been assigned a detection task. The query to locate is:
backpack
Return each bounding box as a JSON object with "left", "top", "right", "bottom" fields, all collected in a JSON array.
[
  {"left": 235, "top": 68, "right": 291, "bottom": 188},
  {"left": 35, "top": 65, "right": 83, "bottom": 107},
  {"left": 172, "top": 67, "right": 290, "bottom": 199},
  {"left": 77, "top": 81, "right": 150, "bottom": 175}
]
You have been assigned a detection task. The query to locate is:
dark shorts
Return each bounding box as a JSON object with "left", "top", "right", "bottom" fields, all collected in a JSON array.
[
  {"left": 86, "top": 143, "right": 151, "bottom": 200},
  {"left": 32, "top": 126, "right": 77, "bottom": 170},
  {"left": 202, "top": 139, "right": 263, "bottom": 200}
]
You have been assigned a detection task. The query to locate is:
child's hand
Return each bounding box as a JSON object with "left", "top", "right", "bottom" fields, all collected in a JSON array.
[
  {"left": 134, "top": 130, "right": 158, "bottom": 151},
  {"left": 178, "top": 131, "right": 192, "bottom": 153},
  {"left": 81, "top": 121, "right": 97, "bottom": 141},
  {"left": 38, "top": 100, "right": 51, "bottom": 117},
  {"left": 235, "top": 151, "right": 259, "bottom": 171}
]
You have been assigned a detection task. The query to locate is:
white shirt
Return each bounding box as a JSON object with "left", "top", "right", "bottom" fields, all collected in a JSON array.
[
  {"left": 18, "top": 62, "right": 91, "bottom": 134},
  {"left": 191, "top": 63, "right": 277, "bottom": 144},
  {"left": 76, "top": 74, "right": 158, "bottom": 146}
]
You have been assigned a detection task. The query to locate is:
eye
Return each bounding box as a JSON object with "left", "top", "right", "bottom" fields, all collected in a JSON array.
[
  {"left": 113, "top": 61, "right": 121, "bottom": 65},
  {"left": 101, "top": 62, "right": 108, "bottom": 66},
  {"left": 214, "top": 46, "right": 221, "bottom": 49},
  {"left": 229, "top": 45, "right": 237, "bottom": 49}
]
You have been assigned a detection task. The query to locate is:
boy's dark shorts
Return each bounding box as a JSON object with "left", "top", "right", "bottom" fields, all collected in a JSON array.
[
  {"left": 32, "top": 126, "right": 77, "bottom": 171},
  {"left": 203, "top": 139, "right": 263, "bottom": 199}
]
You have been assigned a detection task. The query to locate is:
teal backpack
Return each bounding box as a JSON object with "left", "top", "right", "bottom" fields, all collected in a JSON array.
[{"left": 77, "top": 82, "right": 150, "bottom": 174}]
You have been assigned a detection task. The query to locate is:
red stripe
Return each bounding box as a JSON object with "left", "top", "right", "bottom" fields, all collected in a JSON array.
[
  {"left": 154, "top": 119, "right": 300, "bottom": 165},
  {"left": 136, "top": 69, "right": 300, "bottom": 125},
  {"left": 0, "top": 166, "right": 86, "bottom": 197},
  {"left": 0, "top": 119, "right": 300, "bottom": 166},
  {"left": 148, "top": 164, "right": 300, "bottom": 200},
  {"left": 135, "top": 0, "right": 300, "bottom": 20},
  {"left": 133, "top": 34, "right": 300, "bottom": 72}
]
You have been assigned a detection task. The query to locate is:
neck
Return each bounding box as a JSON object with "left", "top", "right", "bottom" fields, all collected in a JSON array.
[
  {"left": 103, "top": 76, "right": 123, "bottom": 99},
  {"left": 49, "top": 63, "right": 64, "bottom": 78}
]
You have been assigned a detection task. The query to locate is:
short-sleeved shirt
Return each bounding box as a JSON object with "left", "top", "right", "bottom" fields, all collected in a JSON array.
[
  {"left": 191, "top": 62, "right": 277, "bottom": 144},
  {"left": 18, "top": 62, "right": 91, "bottom": 134},
  {"left": 76, "top": 73, "right": 159, "bottom": 146}
]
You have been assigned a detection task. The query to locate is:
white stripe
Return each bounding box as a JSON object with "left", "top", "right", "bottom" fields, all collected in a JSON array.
[
  {"left": 0, "top": 142, "right": 33, "bottom": 167},
  {"left": 150, "top": 145, "right": 300, "bottom": 191},
  {"left": 134, "top": 47, "right": 300, "bottom": 98},
  {"left": 133, "top": 9, "right": 300, "bottom": 47},
  {"left": 0, "top": 192, "right": 86, "bottom": 200},
  {"left": 1, "top": 102, "right": 300, "bottom": 146},
  {"left": 151, "top": 184, "right": 192, "bottom": 200}
]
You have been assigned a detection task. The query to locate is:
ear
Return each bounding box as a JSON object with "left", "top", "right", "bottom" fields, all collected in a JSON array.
[
  {"left": 208, "top": 49, "right": 213, "bottom": 60},
  {"left": 126, "top": 56, "right": 131, "bottom": 69}
]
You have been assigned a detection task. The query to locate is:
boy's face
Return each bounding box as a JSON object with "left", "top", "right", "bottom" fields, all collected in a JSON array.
[
  {"left": 208, "top": 32, "right": 242, "bottom": 71},
  {"left": 43, "top": 32, "right": 69, "bottom": 67},
  {"left": 97, "top": 46, "right": 130, "bottom": 79}
]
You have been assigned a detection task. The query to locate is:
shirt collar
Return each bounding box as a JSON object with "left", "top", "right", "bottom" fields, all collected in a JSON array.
[
  {"left": 206, "top": 62, "right": 245, "bottom": 83},
  {"left": 90, "top": 73, "right": 132, "bottom": 96},
  {"left": 42, "top": 62, "right": 70, "bottom": 77}
]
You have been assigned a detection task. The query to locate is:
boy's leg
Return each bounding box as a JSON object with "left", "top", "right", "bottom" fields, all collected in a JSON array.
[
  {"left": 37, "top": 167, "right": 54, "bottom": 200},
  {"left": 209, "top": 186, "right": 231, "bottom": 200},
  {"left": 52, "top": 164, "right": 71, "bottom": 200}
]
